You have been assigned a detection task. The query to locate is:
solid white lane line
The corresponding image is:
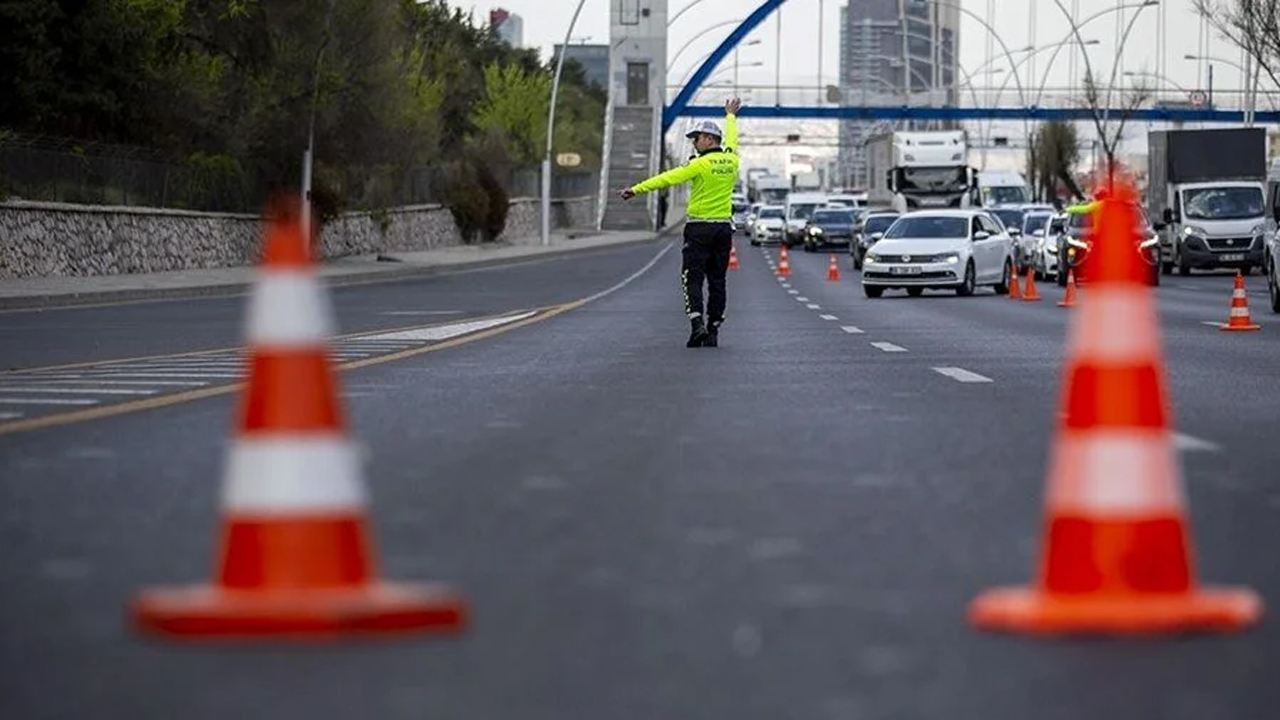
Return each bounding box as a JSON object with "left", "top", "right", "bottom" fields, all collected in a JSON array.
[
  {"left": 807, "top": 304, "right": 821, "bottom": 309},
  {"left": 841, "top": 326, "right": 865, "bottom": 334},
  {"left": 0, "top": 412, "right": 21, "bottom": 420},
  {"left": 358, "top": 311, "right": 538, "bottom": 341},
  {"left": 0, "top": 387, "right": 156, "bottom": 395},
  {"left": 0, "top": 397, "right": 99, "bottom": 405},
  {"left": 1173, "top": 433, "right": 1222, "bottom": 453},
  {"left": 819, "top": 314, "right": 838, "bottom": 320},
  {"left": 581, "top": 241, "right": 676, "bottom": 304},
  {"left": 1201, "top": 321, "right": 1225, "bottom": 327},
  {"left": 870, "top": 342, "right": 908, "bottom": 353},
  {"left": 932, "top": 367, "right": 993, "bottom": 383},
  {"left": 46, "top": 372, "right": 242, "bottom": 379},
  {"left": 5, "top": 377, "right": 209, "bottom": 386},
  {"left": 379, "top": 311, "right": 465, "bottom": 316}
]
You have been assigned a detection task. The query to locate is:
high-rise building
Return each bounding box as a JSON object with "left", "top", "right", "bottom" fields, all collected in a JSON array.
[
  {"left": 552, "top": 43, "right": 610, "bottom": 91},
  {"left": 838, "top": 0, "right": 959, "bottom": 188},
  {"left": 490, "top": 8, "right": 524, "bottom": 47}
]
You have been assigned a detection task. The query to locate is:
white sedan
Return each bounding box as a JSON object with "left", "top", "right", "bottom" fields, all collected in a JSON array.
[{"left": 861, "top": 210, "right": 1017, "bottom": 298}]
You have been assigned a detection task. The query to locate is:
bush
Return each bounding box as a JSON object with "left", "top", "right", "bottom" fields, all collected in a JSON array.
[{"left": 440, "top": 159, "right": 489, "bottom": 244}]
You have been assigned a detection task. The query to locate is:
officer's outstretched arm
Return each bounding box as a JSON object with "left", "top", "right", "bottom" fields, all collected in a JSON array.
[
  {"left": 724, "top": 98, "right": 741, "bottom": 153},
  {"left": 630, "top": 160, "right": 702, "bottom": 195}
]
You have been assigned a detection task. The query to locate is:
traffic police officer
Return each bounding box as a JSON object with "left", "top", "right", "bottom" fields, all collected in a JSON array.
[{"left": 620, "top": 98, "right": 742, "bottom": 347}]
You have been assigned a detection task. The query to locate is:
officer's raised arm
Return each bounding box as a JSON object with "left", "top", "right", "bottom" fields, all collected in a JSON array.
[{"left": 723, "top": 98, "right": 741, "bottom": 153}]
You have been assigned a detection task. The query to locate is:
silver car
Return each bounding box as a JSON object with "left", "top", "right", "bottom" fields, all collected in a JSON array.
[{"left": 861, "top": 210, "right": 1017, "bottom": 298}]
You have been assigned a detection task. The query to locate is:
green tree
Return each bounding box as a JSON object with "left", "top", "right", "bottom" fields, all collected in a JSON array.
[{"left": 473, "top": 62, "right": 551, "bottom": 165}]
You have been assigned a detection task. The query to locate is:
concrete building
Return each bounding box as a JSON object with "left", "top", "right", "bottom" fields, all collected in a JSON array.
[
  {"left": 597, "top": 0, "right": 670, "bottom": 231},
  {"left": 552, "top": 43, "right": 610, "bottom": 91},
  {"left": 489, "top": 8, "right": 523, "bottom": 47},
  {"left": 838, "top": 0, "right": 960, "bottom": 189}
]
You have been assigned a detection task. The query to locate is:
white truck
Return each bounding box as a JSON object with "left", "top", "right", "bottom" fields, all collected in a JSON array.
[
  {"left": 751, "top": 175, "right": 791, "bottom": 206},
  {"left": 1147, "top": 128, "right": 1270, "bottom": 276},
  {"left": 864, "top": 130, "right": 978, "bottom": 213},
  {"left": 975, "top": 171, "right": 1032, "bottom": 207}
]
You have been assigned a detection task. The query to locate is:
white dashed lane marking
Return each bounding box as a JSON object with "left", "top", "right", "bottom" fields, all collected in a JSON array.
[
  {"left": 0, "top": 311, "right": 538, "bottom": 424},
  {"left": 841, "top": 326, "right": 865, "bottom": 334},
  {"left": 797, "top": 296, "right": 810, "bottom": 302},
  {"left": 1173, "top": 433, "right": 1222, "bottom": 452},
  {"left": 788, "top": 289, "right": 799, "bottom": 295},
  {"left": 870, "top": 342, "right": 908, "bottom": 353},
  {"left": 932, "top": 367, "right": 993, "bottom": 383},
  {"left": 806, "top": 303, "right": 821, "bottom": 309},
  {"left": 819, "top": 314, "right": 838, "bottom": 321}
]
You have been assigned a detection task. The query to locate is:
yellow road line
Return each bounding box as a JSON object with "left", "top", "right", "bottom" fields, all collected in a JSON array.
[
  {"left": 0, "top": 307, "right": 561, "bottom": 376},
  {"left": 0, "top": 302, "right": 583, "bottom": 437}
]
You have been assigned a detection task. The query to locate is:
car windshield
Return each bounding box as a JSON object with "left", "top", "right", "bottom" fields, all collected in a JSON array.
[
  {"left": 982, "top": 186, "right": 1029, "bottom": 204},
  {"left": 899, "top": 167, "right": 968, "bottom": 192},
  {"left": 1023, "top": 213, "right": 1052, "bottom": 233},
  {"left": 863, "top": 215, "right": 899, "bottom": 234},
  {"left": 883, "top": 215, "right": 969, "bottom": 239},
  {"left": 788, "top": 204, "right": 821, "bottom": 220},
  {"left": 732, "top": 202, "right": 748, "bottom": 213},
  {"left": 990, "top": 208, "right": 1024, "bottom": 230},
  {"left": 1182, "top": 186, "right": 1265, "bottom": 220},
  {"left": 812, "top": 210, "right": 853, "bottom": 224},
  {"left": 1068, "top": 212, "right": 1093, "bottom": 230},
  {"left": 759, "top": 208, "right": 783, "bottom": 219}
]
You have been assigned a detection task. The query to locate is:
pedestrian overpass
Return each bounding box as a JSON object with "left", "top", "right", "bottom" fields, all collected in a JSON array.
[{"left": 599, "top": 0, "right": 1276, "bottom": 232}]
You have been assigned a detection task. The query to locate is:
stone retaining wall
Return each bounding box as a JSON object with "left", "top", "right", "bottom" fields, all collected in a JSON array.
[{"left": 0, "top": 196, "right": 595, "bottom": 279}]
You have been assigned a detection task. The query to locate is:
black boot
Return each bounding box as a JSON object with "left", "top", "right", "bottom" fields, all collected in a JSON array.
[
  {"left": 704, "top": 320, "right": 721, "bottom": 347},
  {"left": 686, "top": 317, "right": 709, "bottom": 348}
]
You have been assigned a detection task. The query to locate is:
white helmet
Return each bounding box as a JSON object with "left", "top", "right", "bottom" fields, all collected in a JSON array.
[{"left": 685, "top": 120, "right": 723, "bottom": 140}]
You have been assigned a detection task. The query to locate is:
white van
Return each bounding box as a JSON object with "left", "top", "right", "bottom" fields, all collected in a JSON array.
[
  {"left": 783, "top": 192, "right": 829, "bottom": 246},
  {"left": 976, "top": 171, "right": 1032, "bottom": 207}
]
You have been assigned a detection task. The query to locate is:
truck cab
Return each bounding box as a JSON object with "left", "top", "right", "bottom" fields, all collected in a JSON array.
[
  {"left": 867, "top": 130, "right": 978, "bottom": 213},
  {"left": 1148, "top": 128, "right": 1270, "bottom": 276}
]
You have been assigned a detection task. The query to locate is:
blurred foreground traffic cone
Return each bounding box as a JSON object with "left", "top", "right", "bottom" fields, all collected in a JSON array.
[
  {"left": 1021, "top": 267, "right": 1042, "bottom": 301},
  {"left": 827, "top": 254, "right": 841, "bottom": 281},
  {"left": 1057, "top": 270, "right": 1079, "bottom": 308},
  {"left": 1008, "top": 267, "right": 1023, "bottom": 299},
  {"left": 1219, "top": 270, "right": 1260, "bottom": 331},
  {"left": 968, "top": 177, "right": 1262, "bottom": 636},
  {"left": 130, "top": 199, "right": 467, "bottom": 640},
  {"left": 777, "top": 246, "right": 791, "bottom": 277},
  {"left": 729, "top": 244, "right": 740, "bottom": 271}
]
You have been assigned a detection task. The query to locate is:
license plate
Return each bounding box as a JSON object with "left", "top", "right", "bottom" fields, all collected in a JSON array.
[
  {"left": 1220, "top": 253, "right": 1245, "bottom": 262},
  {"left": 891, "top": 266, "right": 922, "bottom": 275}
]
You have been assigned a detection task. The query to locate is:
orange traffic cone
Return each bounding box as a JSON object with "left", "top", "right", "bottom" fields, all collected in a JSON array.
[
  {"left": 1008, "top": 267, "right": 1023, "bottom": 299},
  {"left": 827, "top": 254, "right": 841, "bottom": 281},
  {"left": 1219, "top": 270, "right": 1260, "bottom": 331},
  {"left": 968, "top": 177, "right": 1262, "bottom": 635},
  {"left": 1057, "top": 270, "right": 1079, "bottom": 307},
  {"left": 777, "top": 246, "right": 791, "bottom": 277},
  {"left": 130, "top": 199, "right": 467, "bottom": 640},
  {"left": 1021, "top": 267, "right": 1042, "bottom": 301},
  {"left": 729, "top": 244, "right": 740, "bottom": 271}
]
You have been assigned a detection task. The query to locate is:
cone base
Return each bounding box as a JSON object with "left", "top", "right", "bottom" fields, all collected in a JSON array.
[
  {"left": 968, "top": 585, "right": 1262, "bottom": 636},
  {"left": 1220, "top": 323, "right": 1261, "bottom": 331},
  {"left": 131, "top": 581, "right": 466, "bottom": 640}
]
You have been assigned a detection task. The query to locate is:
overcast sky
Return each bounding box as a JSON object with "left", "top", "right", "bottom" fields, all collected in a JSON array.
[
  {"left": 449, "top": 1, "right": 1265, "bottom": 172},
  {"left": 453, "top": 0, "right": 1255, "bottom": 95}
]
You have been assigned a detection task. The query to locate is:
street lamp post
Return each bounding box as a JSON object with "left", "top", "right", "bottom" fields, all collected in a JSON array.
[
  {"left": 541, "top": 0, "right": 588, "bottom": 247},
  {"left": 301, "top": 0, "right": 339, "bottom": 244}
]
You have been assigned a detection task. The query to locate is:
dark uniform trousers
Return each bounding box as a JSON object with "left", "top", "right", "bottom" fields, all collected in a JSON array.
[{"left": 681, "top": 221, "right": 734, "bottom": 326}]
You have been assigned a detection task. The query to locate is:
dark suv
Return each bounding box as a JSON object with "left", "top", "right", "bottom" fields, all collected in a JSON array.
[
  {"left": 802, "top": 208, "right": 858, "bottom": 252},
  {"left": 850, "top": 211, "right": 901, "bottom": 270},
  {"left": 1056, "top": 204, "right": 1161, "bottom": 286}
]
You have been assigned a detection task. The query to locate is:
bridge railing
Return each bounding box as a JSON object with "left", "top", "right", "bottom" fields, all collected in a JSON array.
[{"left": 666, "top": 83, "right": 1275, "bottom": 114}]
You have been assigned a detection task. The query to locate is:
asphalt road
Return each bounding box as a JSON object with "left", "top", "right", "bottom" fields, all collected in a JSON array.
[{"left": 2, "top": 237, "right": 1279, "bottom": 719}]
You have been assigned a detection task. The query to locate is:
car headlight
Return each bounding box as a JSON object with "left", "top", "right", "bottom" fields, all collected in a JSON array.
[
  {"left": 941, "top": 253, "right": 961, "bottom": 264},
  {"left": 1183, "top": 225, "right": 1209, "bottom": 239},
  {"left": 1139, "top": 236, "right": 1159, "bottom": 249},
  {"left": 809, "top": 227, "right": 822, "bottom": 236},
  {"left": 865, "top": 253, "right": 881, "bottom": 263}
]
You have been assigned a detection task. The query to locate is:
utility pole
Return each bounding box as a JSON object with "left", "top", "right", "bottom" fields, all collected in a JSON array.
[
  {"left": 301, "top": 0, "right": 339, "bottom": 245},
  {"left": 541, "top": 0, "right": 588, "bottom": 246}
]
